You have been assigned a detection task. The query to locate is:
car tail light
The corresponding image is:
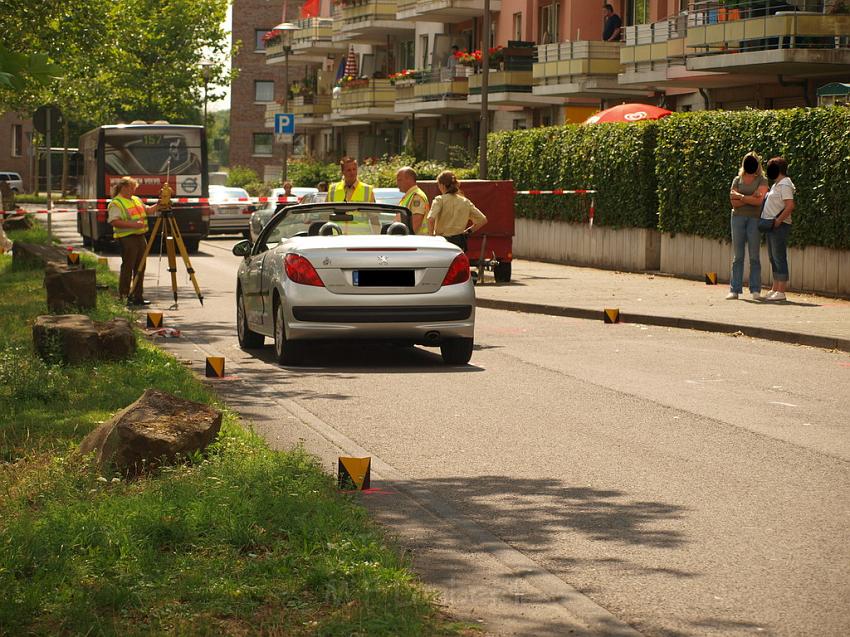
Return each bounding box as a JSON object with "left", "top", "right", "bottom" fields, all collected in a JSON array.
[
  {"left": 441, "top": 253, "right": 470, "bottom": 286},
  {"left": 285, "top": 253, "right": 324, "bottom": 287},
  {"left": 242, "top": 207, "right": 252, "bottom": 215},
  {"left": 200, "top": 203, "right": 210, "bottom": 219}
]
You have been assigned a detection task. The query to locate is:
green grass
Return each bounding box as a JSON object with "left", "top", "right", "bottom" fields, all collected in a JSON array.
[{"left": 0, "top": 229, "right": 461, "bottom": 636}]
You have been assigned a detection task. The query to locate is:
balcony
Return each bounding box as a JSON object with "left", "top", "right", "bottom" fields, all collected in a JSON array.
[
  {"left": 394, "top": 70, "right": 479, "bottom": 114},
  {"left": 396, "top": 0, "right": 501, "bottom": 23},
  {"left": 533, "top": 40, "right": 650, "bottom": 98},
  {"left": 685, "top": 10, "right": 850, "bottom": 77},
  {"left": 468, "top": 69, "right": 564, "bottom": 107},
  {"left": 335, "top": 0, "right": 414, "bottom": 44},
  {"left": 291, "top": 18, "right": 345, "bottom": 61},
  {"left": 332, "top": 78, "right": 406, "bottom": 120}
]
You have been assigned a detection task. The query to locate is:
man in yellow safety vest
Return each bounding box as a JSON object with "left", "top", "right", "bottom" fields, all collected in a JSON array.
[
  {"left": 108, "top": 176, "right": 159, "bottom": 306},
  {"left": 327, "top": 157, "right": 376, "bottom": 203},
  {"left": 396, "top": 166, "right": 430, "bottom": 234}
]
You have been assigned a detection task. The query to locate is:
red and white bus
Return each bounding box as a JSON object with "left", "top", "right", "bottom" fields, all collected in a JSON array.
[{"left": 76, "top": 123, "right": 210, "bottom": 252}]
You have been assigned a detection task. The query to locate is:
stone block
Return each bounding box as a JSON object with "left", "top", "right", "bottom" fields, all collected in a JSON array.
[{"left": 44, "top": 265, "right": 96, "bottom": 312}]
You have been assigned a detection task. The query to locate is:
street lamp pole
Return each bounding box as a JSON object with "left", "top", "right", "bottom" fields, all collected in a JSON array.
[
  {"left": 479, "top": 0, "right": 491, "bottom": 179},
  {"left": 274, "top": 22, "right": 300, "bottom": 184}
]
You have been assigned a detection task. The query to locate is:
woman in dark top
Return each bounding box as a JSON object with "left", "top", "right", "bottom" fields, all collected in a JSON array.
[{"left": 727, "top": 152, "right": 768, "bottom": 300}]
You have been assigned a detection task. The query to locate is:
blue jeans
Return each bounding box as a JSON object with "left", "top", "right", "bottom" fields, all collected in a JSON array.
[
  {"left": 730, "top": 215, "right": 761, "bottom": 294},
  {"left": 766, "top": 222, "right": 791, "bottom": 282}
]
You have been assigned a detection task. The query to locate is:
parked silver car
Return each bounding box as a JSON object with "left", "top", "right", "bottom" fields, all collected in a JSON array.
[
  {"left": 233, "top": 202, "right": 475, "bottom": 365},
  {"left": 0, "top": 172, "right": 24, "bottom": 192},
  {"left": 249, "top": 186, "right": 317, "bottom": 242},
  {"left": 208, "top": 185, "right": 254, "bottom": 237}
]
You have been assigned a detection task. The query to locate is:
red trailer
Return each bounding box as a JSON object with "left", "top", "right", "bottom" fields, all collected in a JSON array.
[{"left": 419, "top": 179, "right": 515, "bottom": 282}]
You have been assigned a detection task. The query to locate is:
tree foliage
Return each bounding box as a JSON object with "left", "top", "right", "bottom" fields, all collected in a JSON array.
[{"left": 0, "top": 0, "right": 231, "bottom": 125}]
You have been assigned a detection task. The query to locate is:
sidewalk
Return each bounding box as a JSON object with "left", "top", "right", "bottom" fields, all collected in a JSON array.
[{"left": 475, "top": 260, "right": 850, "bottom": 353}]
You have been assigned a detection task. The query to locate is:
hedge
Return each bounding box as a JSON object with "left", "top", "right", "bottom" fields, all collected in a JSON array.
[
  {"left": 487, "top": 107, "right": 850, "bottom": 251},
  {"left": 487, "top": 122, "right": 659, "bottom": 229},
  {"left": 656, "top": 108, "right": 850, "bottom": 250}
]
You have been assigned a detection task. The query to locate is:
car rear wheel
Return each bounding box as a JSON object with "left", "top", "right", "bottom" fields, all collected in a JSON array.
[
  {"left": 237, "top": 290, "right": 264, "bottom": 349},
  {"left": 274, "top": 300, "right": 303, "bottom": 365},
  {"left": 440, "top": 337, "right": 473, "bottom": 365},
  {"left": 493, "top": 261, "right": 511, "bottom": 283}
]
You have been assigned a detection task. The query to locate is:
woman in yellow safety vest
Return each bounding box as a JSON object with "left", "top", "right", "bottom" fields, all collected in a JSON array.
[{"left": 108, "top": 176, "right": 159, "bottom": 306}]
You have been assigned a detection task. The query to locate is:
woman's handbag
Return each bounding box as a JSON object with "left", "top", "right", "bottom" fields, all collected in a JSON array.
[{"left": 758, "top": 218, "right": 775, "bottom": 233}]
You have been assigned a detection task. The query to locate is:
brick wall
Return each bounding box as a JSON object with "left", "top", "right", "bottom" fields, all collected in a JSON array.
[
  {"left": 0, "top": 112, "right": 33, "bottom": 191},
  {"left": 229, "top": 0, "right": 306, "bottom": 180}
]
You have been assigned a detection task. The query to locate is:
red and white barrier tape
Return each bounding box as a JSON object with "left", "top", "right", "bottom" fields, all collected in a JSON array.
[
  {"left": 66, "top": 196, "right": 300, "bottom": 205},
  {"left": 514, "top": 189, "right": 597, "bottom": 195}
]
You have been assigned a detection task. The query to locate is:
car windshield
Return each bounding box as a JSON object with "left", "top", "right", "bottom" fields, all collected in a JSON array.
[{"left": 262, "top": 204, "right": 412, "bottom": 248}]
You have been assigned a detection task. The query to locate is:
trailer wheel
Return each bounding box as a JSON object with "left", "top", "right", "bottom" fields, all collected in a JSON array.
[{"left": 493, "top": 261, "right": 511, "bottom": 283}]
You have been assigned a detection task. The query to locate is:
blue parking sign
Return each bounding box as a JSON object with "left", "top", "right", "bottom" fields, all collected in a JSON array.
[{"left": 275, "top": 113, "right": 295, "bottom": 134}]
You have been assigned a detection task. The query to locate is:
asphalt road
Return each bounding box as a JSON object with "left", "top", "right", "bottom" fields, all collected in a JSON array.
[{"left": 47, "top": 214, "right": 850, "bottom": 636}]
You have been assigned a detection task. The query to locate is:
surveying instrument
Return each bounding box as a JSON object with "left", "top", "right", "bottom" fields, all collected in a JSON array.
[{"left": 128, "top": 167, "right": 204, "bottom": 308}]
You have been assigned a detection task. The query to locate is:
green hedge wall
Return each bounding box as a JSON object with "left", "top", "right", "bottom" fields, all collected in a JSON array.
[
  {"left": 487, "top": 122, "right": 659, "bottom": 229},
  {"left": 656, "top": 108, "right": 850, "bottom": 250}
]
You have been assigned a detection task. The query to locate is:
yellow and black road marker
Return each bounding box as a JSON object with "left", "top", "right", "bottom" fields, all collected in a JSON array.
[
  {"left": 205, "top": 356, "right": 225, "bottom": 378},
  {"left": 338, "top": 457, "right": 371, "bottom": 491},
  {"left": 67, "top": 251, "right": 80, "bottom": 266},
  {"left": 146, "top": 312, "right": 163, "bottom": 328},
  {"left": 705, "top": 272, "right": 718, "bottom": 285},
  {"left": 603, "top": 308, "right": 620, "bottom": 324}
]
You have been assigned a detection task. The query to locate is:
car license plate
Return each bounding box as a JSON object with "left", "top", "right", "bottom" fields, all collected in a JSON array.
[{"left": 354, "top": 270, "right": 415, "bottom": 287}]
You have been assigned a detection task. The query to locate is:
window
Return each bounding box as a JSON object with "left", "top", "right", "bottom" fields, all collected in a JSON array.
[
  {"left": 513, "top": 13, "right": 523, "bottom": 41},
  {"left": 253, "top": 133, "right": 273, "bottom": 156},
  {"left": 11, "top": 125, "right": 23, "bottom": 157},
  {"left": 399, "top": 39, "right": 415, "bottom": 71},
  {"left": 539, "top": 3, "right": 560, "bottom": 43},
  {"left": 626, "top": 0, "right": 650, "bottom": 26},
  {"left": 255, "top": 29, "right": 271, "bottom": 51},
  {"left": 254, "top": 80, "right": 274, "bottom": 103},
  {"left": 420, "top": 34, "right": 429, "bottom": 69}
]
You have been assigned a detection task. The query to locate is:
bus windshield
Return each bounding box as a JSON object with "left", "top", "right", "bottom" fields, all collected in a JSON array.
[{"left": 104, "top": 128, "right": 202, "bottom": 176}]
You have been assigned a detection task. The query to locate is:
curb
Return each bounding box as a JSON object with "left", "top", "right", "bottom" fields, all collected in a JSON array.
[{"left": 477, "top": 298, "right": 850, "bottom": 354}]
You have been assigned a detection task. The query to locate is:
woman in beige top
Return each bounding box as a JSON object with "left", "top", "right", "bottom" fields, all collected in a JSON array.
[{"left": 426, "top": 171, "right": 487, "bottom": 251}]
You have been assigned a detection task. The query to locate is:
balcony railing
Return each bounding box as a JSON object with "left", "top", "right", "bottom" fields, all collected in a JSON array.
[
  {"left": 293, "top": 95, "right": 332, "bottom": 118},
  {"left": 534, "top": 41, "right": 623, "bottom": 82},
  {"left": 338, "top": 0, "right": 412, "bottom": 35},
  {"left": 394, "top": 69, "right": 471, "bottom": 101},
  {"left": 332, "top": 78, "right": 396, "bottom": 111},
  {"left": 468, "top": 70, "right": 533, "bottom": 94},
  {"left": 620, "top": 17, "right": 687, "bottom": 66},
  {"left": 396, "top": 0, "right": 501, "bottom": 23},
  {"left": 685, "top": 9, "right": 850, "bottom": 55}
]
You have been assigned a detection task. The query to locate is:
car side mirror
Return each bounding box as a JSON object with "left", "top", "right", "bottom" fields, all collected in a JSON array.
[{"left": 232, "top": 240, "right": 252, "bottom": 257}]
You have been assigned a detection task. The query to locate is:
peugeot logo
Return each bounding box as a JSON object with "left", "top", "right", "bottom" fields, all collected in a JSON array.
[{"left": 377, "top": 256, "right": 388, "bottom": 265}]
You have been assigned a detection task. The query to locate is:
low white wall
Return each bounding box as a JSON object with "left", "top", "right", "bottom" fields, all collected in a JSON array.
[
  {"left": 514, "top": 218, "right": 661, "bottom": 272},
  {"left": 661, "top": 232, "right": 850, "bottom": 296},
  {"left": 513, "top": 219, "right": 850, "bottom": 296}
]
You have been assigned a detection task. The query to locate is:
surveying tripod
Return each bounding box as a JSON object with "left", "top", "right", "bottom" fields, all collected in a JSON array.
[{"left": 128, "top": 182, "right": 204, "bottom": 308}]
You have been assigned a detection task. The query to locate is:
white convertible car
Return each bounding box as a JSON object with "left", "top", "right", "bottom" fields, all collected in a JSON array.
[{"left": 233, "top": 202, "right": 476, "bottom": 365}]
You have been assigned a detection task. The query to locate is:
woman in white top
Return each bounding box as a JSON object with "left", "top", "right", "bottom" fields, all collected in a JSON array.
[
  {"left": 426, "top": 171, "right": 487, "bottom": 251},
  {"left": 760, "top": 157, "right": 795, "bottom": 301}
]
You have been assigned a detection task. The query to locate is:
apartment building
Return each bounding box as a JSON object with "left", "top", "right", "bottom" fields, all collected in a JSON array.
[
  {"left": 230, "top": 0, "right": 308, "bottom": 181},
  {"left": 1, "top": 112, "right": 33, "bottom": 191},
  {"left": 243, "top": 0, "right": 850, "bottom": 165}
]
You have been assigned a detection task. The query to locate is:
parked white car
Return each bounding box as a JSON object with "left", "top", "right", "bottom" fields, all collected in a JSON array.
[
  {"left": 249, "top": 186, "right": 317, "bottom": 242},
  {"left": 0, "top": 172, "right": 24, "bottom": 192},
  {"left": 208, "top": 185, "right": 254, "bottom": 237}
]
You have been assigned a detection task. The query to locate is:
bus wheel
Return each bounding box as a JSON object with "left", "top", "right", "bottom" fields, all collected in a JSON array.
[
  {"left": 82, "top": 235, "right": 92, "bottom": 247},
  {"left": 184, "top": 238, "right": 200, "bottom": 253},
  {"left": 493, "top": 261, "right": 511, "bottom": 283}
]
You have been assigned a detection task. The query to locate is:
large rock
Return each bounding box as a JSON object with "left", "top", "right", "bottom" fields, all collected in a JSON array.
[
  {"left": 79, "top": 389, "right": 222, "bottom": 475},
  {"left": 3, "top": 214, "right": 33, "bottom": 232},
  {"left": 33, "top": 314, "right": 99, "bottom": 364},
  {"left": 44, "top": 264, "right": 96, "bottom": 312},
  {"left": 95, "top": 317, "right": 135, "bottom": 360},
  {"left": 32, "top": 314, "right": 136, "bottom": 364},
  {"left": 13, "top": 242, "right": 67, "bottom": 269}
]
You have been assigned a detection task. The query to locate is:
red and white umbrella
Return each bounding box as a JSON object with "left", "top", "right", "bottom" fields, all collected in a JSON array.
[
  {"left": 584, "top": 103, "right": 672, "bottom": 124},
  {"left": 344, "top": 46, "right": 358, "bottom": 77}
]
